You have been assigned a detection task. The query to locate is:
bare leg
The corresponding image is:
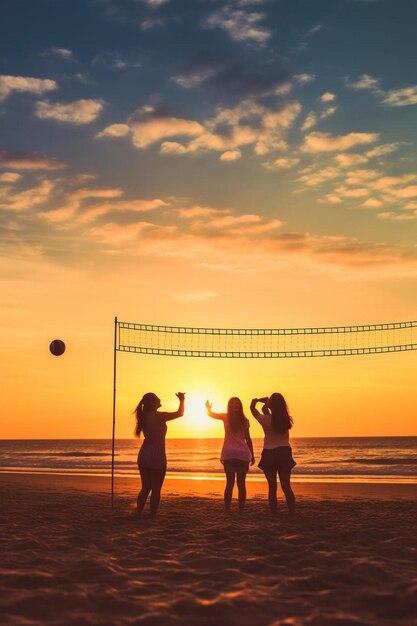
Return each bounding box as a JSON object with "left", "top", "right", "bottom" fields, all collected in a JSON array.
[
  {"left": 224, "top": 470, "right": 235, "bottom": 512},
  {"left": 149, "top": 467, "right": 166, "bottom": 516},
  {"left": 263, "top": 468, "right": 278, "bottom": 515},
  {"left": 278, "top": 468, "right": 296, "bottom": 514},
  {"left": 137, "top": 467, "right": 152, "bottom": 514},
  {"left": 236, "top": 472, "right": 247, "bottom": 513}
]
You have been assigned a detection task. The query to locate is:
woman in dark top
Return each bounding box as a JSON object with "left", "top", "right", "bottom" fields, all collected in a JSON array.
[
  {"left": 135, "top": 391, "right": 185, "bottom": 516},
  {"left": 250, "top": 393, "right": 296, "bottom": 515}
]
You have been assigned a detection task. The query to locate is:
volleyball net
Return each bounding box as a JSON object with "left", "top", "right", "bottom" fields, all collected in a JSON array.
[{"left": 115, "top": 319, "right": 417, "bottom": 359}]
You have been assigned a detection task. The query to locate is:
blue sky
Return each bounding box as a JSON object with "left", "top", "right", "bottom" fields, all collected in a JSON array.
[
  {"left": 2, "top": 0, "right": 417, "bottom": 254},
  {"left": 2, "top": 0, "right": 417, "bottom": 291}
]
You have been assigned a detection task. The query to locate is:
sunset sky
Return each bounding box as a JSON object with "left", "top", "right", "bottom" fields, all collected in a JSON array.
[{"left": 1, "top": 0, "right": 416, "bottom": 439}]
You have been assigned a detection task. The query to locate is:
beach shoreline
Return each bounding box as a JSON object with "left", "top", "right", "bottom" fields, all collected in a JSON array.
[{"left": 2, "top": 470, "right": 417, "bottom": 500}]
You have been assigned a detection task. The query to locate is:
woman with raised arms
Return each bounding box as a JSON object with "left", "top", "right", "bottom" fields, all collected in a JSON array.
[
  {"left": 250, "top": 393, "right": 296, "bottom": 515},
  {"left": 206, "top": 397, "right": 255, "bottom": 513},
  {"left": 134, "top": 392, "right": 185, "bottom": 516}
]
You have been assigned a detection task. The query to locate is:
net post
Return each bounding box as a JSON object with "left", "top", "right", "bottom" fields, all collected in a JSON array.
[{"left": 111, "top": 316, "right": 118, "bottom": 508}]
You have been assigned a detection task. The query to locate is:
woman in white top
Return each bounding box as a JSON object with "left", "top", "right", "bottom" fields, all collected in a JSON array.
[
  {"left": 250, "top": 393, "right": 296, "bottom": 515},
  {"left": 206, "top": 397, "right": 255, "bottom": 512},
  {"left": 135, "top": 391, "right": 185, "bottom": 516}
]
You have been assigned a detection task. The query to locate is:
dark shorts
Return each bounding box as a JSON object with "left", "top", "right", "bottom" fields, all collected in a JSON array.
[
  {"left": 258, "top": 446, "right": 296, "bottom": 472},
  {"left": 223, "top": 459, "right": 250, "bottom": 473}
]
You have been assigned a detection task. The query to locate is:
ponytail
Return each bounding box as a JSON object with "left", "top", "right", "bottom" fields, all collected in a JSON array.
[
  {"left": 134, "top": 400, "right": 145, "bottom": 437},
  {"left": 134, "top": 392, "right": 157, "bottom": 437}
]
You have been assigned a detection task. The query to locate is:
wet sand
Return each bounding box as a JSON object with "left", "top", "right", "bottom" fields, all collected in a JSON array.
[{"left": 1, "top": 473, "right": 417, "bottom": 625}]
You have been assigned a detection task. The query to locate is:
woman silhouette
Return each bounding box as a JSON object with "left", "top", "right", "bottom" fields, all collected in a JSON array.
[
  {"left": 250, "top": 393, "right": 296, "bottom": 515},
  {"left": 135, "top": 392, "right": 185, "bottom": 516},
  {"left": 206, "top": 397, "right": 255, "bottom": 512}
]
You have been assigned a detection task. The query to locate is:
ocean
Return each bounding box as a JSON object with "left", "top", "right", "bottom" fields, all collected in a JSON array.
[{"left": 1, "top": 437, "right": 416, "bottom": 483}]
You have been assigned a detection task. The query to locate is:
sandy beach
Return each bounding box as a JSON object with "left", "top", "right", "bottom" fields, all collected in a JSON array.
[{"left": 1, "top": 473, "right": 417, "bottom": 626}]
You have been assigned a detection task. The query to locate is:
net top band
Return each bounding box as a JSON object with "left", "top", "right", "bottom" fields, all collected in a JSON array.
[{"left": 117, "top": 319, "right": 417, "bottom": 336}]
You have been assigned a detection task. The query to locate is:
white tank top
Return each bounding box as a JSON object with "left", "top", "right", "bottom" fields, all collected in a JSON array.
[
  {"left": 253, "top": 410, "right": 290, "bottom": 449},
  {"left": 221, "top": 417, "right": 251, "bottom": 462}
]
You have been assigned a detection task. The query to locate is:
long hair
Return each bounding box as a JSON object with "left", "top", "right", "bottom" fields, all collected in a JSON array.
[
  {"left": 227, "top": 397, "right": 246, "bottom": 432},
  {"left": 134, "top": 392, "right": 158, "bottom": 437},
  {"left": 269, "top": 392, "right": 293, "bottom": 433}
]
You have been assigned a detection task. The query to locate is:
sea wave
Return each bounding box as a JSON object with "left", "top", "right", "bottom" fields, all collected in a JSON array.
[
  {"left": 1, "top": 438, "right": 416, "bottom": 481},
  {"left": 307, "top": 457, "right": 417, "bottom": 466},
  {"left": 19, "top": 452, "right": 110, "bottom": 458},
  {"left": 349, "top": 458, "right": 417, "bottom": 465}
]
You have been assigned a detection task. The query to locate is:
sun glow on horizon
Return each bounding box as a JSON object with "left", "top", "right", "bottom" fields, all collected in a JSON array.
[{"left": 181, "top": 391, "right": 223, "bottom": 437}]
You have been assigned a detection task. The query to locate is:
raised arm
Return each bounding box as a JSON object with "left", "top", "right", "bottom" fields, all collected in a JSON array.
[
  {"left": 205, "top": 400, "right": 226, "bottom": 420},
  {"left": 161, "top": 392, "right": 185, "bottom": 421},
  {"left": 250, "top": 398, "right": 269, "bottom": 423},
  {"left": 259, "top": 397, "right": 270, "bottom": 416},
  {"left": 250, "top": 398, "right": 260, "bottom": 418}
]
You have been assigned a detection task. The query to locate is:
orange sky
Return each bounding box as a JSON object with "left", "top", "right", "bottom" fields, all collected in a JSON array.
[{"left": 1, "top": 253, "right": 416, "bottom": 439}]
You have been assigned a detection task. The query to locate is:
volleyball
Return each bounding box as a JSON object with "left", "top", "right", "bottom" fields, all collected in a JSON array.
[{"left": 49, "top": 339, "right": 66, "bottom": 356}]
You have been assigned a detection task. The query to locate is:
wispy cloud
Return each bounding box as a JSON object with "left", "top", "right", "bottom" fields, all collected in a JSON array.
[
  {"left": 0, "top": 75, "right": 57, "bottom": 102},
  {"left": 171, "top": 57, "right": 292, "bottom": 99},
  {"left": 205, "top": 6, "right": 271, "bottom": 45},
  {"left": 347, "top": 74, "right": 381, "bottom": 91},
  {"left": 381, "top": 87, "right": 417, "bottom": 107},
  {"left": 0, "top": 151, "right": 66, "bottom": 170},
  {"left": 298, "top": 165, "right": 341, "bottom": 187},
  {"left": 43, "top": 47, "right": 74, "bottom": 60},
  {"left": 219, "top": 150, "right": 242, "bottom": 161},
  {"left": 92, "top": 51, "right": 142, "bottom": 70},
  {"left": 302, "top": 131, "right": 379, "bottom": 153},
  {"left": 78, "top": 198, "right": 168, "bottom": 223},
  {"left": 171, "top": 69, "right": 215, "bottom": 89},
  {"left": 85, "top": 207, "right": 417, "bottom": 274},
  {"left": 297, "top": 144, "right": 417, "bottom": 219},
  {"left": 366, "top": 143, "right": 402, "bottom": 158},
  {"left": 320, "top": 92, "right": 336, "bottom": 102},
  {"left": 378, "top": 211, "right": 417, "bottom": 221},
  {"left": 321, "top": 106, "right": 337, "bottom": 119},
  {"left": 333, "top": 143, "right": 401, "bottom": 167},
  {"left": 35, "top": 99, "right": 104, "bottom": 124},
  {"left": 127, "top": 105, "right": 204, "bottom": 148},
  {"left": 300, "top": 99, "right": 337, "bottom": 132},
  {"left": 293, "top": 73, "right": 316, "bottom": 84},
  {"left": 301, "top": 112, "right": 317, "bottom": 131},
  {"left": 263, "top": 157, "right": 300, "bottom": 170},
  {"left": 0, "top": 172, "right": 22, "bottom": 183},
  {"left": 142, "top": 0, "right": 171, "bottom": 6},
  {"left": 97, "top": 99, "right": 301, "bottom": 158},
  {"left": 334, "top": 153, "right": 369, "bottom": 167},
  {"left": 96, "top": 123, "right": 130, "bottom": 139},
  {"left": 363, "top": 198, "right": 383, "bottom": 208},
  {"left": 344, "top": 169, "right": 380, "bottom": 185},
  {"left": 89, "top": 220, "right": 156, "bottom": 244},
  {"left": 0, "top": 179, "right": 54, "bottom": 211},
  {"left": 347, "top": 74, "right": 417, "bottom": 107},
  {"left": 176, "top": 206, "right": 232, "bottom": 219},
  {"left": 2, "top": 170, "right": 417, "bottom": 275}
]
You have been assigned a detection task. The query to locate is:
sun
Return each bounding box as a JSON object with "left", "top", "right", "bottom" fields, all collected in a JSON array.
[{"left": 182, "top": 391, "right": 223, "bottom": 437}]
